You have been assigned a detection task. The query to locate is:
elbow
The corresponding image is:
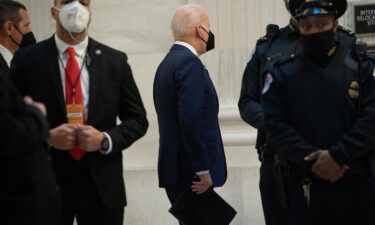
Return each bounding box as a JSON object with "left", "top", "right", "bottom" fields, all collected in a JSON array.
[
  {"left": 239, "top": 110, "right": 264, "bottom": 129},
  {"left": 139, "top": 116, "right": 149, "bottom": 138}
]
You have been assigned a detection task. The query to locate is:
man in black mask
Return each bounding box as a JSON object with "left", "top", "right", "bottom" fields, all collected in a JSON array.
[
  {"left": 0, "top": 0, "right": 36, "bottom": 65},
  {"left": 238, "top": 0, "right": 355, "bottom": 224},
  {"left": 0, "top": 1, "right": 61, "bottom": 225},
  {"left": 297, "top": 0, "right": 344, "bottom": 67},
  {"left": 154, "top": 4, "right": 227, "bottom": 225},
  {"left": 263, "top": 0, "right": 375, "bottom": 225}
]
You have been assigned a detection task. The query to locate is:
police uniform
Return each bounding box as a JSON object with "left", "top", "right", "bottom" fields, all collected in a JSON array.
[
  {"left": 237, "top": 0, "right": 356, "bottom": 224},
  {"left": 239, "top": 24, "right": 298, "bottom": 225},
  {"left": 262, "top": 1, "right": 375, "bottom": 225}
]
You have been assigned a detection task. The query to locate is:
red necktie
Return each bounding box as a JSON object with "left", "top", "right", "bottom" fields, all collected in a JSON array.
[{"left": 65, "top": 47, "right": 85, "bottom": 160}]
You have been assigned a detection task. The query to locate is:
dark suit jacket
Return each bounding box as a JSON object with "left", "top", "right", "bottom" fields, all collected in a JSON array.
[
  {"left": 10, "top": 36, "right": 148, "bottom": 210},
  {"left": 0, "top": 54, "right": 61, "bottom": 225},
  {"left": 153, "top": 44, "right": 227, "bottom": 188}
]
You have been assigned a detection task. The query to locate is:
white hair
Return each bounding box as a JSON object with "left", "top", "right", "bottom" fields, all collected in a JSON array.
[{"left": 171, "top": 4, "right": 206, "bottom": 39}]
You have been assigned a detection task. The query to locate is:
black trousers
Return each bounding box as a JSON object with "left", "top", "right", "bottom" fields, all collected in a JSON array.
[
  {"left": 165, "top": 185, "right": 189, "bottom": 225},
  {"left": 61, "top": 157, "right": 124, "bottom": 225},
  {"left": 259, "top": 159, "right": 289, "bottom": 225},
  {"left": 287, "top": 175, "right": 375, "bottom": 225}
]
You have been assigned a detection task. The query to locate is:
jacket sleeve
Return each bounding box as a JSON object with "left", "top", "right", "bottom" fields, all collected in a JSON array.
[
  {"left": 329, "top": 58, "right": 375, "bottom": 165},
  {"left": 175, "top": 56, "right": 209, "bottom": 173},
  {"left": 105, "top": 54, "right": 149, "bottom": 154},
  {"left": 238, "top": 45, "right": 266, "bottom": 129},
  {"left": 263, "top": 69, "right": 317, "bottom": 169},
  {"left": 0, "top": 74, "right": 49, "bottom": 158}
]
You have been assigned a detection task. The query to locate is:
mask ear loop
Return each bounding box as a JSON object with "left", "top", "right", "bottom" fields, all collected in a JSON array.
[
  {"left": 197, "top": 25, "right": 209, "bottom": 45},
  {"left": 8, "top": 23, "right": 22, "bottom": 47}
]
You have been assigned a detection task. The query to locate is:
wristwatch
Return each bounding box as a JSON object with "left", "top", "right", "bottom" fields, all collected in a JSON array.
[{"left": 101, "top": 135, "right": 110, "bottom": 151}]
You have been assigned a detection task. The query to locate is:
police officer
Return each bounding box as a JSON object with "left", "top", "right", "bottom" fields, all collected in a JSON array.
[
  {"left": 238, "top": 0, "right": 356, "bottom": 224},
  {"left": 263, "top": 1, "right": 375, "bottom": 225}
]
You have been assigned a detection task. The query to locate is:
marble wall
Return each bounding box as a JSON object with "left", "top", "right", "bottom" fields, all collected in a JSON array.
[{"left": 16, "top": 0, "right": 375, "bottom": 225}]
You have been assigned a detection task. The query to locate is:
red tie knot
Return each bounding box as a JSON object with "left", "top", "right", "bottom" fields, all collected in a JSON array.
[{"left": 66, "top": 47, "right": 75, "bottom": 57}]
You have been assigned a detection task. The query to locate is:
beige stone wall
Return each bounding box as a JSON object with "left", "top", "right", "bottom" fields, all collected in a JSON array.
[{"left": 16, "top": 0, "right": 375, "bottom": 225}]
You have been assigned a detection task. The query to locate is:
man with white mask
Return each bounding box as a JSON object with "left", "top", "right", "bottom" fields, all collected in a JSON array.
[{"left": 10, "top": 0, "right": 149, "bottom": 224}]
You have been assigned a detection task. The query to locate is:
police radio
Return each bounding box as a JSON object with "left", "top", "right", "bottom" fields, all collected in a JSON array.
[
  {"left": 261, "top": 24, "right": 280, "bottom": 89},
  {"left": 266, "top": 24, "right": 280, "bottom": 45}
]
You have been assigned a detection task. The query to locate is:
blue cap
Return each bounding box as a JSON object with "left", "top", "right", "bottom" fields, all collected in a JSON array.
[{"left": 294, "top": 0, "right": 347, "bottom": 19}]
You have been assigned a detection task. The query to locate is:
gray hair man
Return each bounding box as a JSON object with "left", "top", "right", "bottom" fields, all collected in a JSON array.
[{"left": 154, "top": 4, "right": 227, "bottom": 225}]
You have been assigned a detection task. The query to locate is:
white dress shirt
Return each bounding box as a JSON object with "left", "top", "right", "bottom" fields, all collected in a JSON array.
[
  {"left": 174, "top": 41, "right": 209, "bottom": 176},
  {"left": 54, "top": 34, "right": 113, "bottom": 155},
  {"left": 0, "top": 44, "right": 13, "bottom": 67},
  {"left": 174, "top": 41, "right": 198, "bottom": 56}
]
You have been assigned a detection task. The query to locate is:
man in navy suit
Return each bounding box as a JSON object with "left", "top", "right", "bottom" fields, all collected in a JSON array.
[{"left": 153, "top": 4, "right": 227, "bottom": 224}]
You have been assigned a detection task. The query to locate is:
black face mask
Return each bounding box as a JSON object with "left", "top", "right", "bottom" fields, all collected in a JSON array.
[
  {"left": 19, "top": 32, "right": 36, "bottom": 49},
  {"left": 10, "top": 25, "right": 37, "bottom": 49},
  {"left": 205, "top": 31, "right": 215, "bottom": 52},
  {"left": 200, "top": 26, "right": 215, "bottom": 52},
  {"left": 301, "top": 31, "right": 336, "bottom": 67}
]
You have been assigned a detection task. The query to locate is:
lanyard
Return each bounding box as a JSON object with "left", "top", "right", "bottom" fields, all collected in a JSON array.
[{"left": 58, "top": 49, "right": 88, "bottom": 99}]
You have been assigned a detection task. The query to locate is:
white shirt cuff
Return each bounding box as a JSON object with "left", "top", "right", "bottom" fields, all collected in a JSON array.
[
  {"left": 196, "top": 170, "right": 209, "bottom": 176},
  {"left": 100, "top": 132, "right": 113, "bottom": 155}
]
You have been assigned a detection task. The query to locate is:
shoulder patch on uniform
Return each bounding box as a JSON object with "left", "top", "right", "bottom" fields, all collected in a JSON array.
[
  {"left": 338, "top": 26, "right": 355, "bottom": 37},
  {"left": 262, "top": 73, "right": 273, "bottom": 94}
]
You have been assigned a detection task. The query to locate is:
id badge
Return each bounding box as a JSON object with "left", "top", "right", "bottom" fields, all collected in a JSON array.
[{"left": 66, "top": 104, "right": 84, "bottom": 125}]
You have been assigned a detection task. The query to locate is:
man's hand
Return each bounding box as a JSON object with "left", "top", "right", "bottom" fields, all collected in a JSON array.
[
  {"left": 48, "top": 124, "right": 78, "bottom": 150},
  {"left": 24, "top": 96, "right": 47, "bottom": 116},
  {"left": 191, "top": 173, "right": 213, "bottom": 195},
  {"left": 77, "top": 125, "right": 104, "bottom": 152},
  {"left": 305, "top": 150, "right": 349, "bottom": 183},
  {"left": 327, "top": 166, "right": 348, "bottom": 183}
]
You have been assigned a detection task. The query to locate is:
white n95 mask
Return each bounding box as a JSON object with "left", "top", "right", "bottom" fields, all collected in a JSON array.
[{"left": 57, "top": 1, "right": 90, "bottom": 33}]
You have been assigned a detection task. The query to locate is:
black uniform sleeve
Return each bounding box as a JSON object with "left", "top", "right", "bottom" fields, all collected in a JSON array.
[
  {"left": 238, "top": 43, "right": 267, "bottom": 129},
  {"left": 105, "top": 54, "right": 149, "bottom": 154},
  {"left": 329, "top": 58, "right": 375, "bottom": 165},
  {"left": 263, "top": 69, "right": 317, "bottom": 169}
]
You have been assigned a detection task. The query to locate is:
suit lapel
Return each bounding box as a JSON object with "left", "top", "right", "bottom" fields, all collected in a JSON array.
[
  {"left": 86, "top": 38, "right": 100, "bottom": 124},
  {"left": 0, "top": 53, "right": 10, "bottom": 75},
  {"left": 46, "top": 36, "right": 67, "bottom": 116}
]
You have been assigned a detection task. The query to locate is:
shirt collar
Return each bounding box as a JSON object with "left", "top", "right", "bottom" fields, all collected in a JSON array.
[
  {"left": 55, "top": 34, "right": 89, "bottom": 57},
  {"left": 0, "top": 44, "right": 13, "bottom": 67},
  {"left": 174, "top": 41, "right": 198, "bottom": 56}
]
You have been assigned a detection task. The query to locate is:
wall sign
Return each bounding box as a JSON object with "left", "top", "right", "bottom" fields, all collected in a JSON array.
[{"left": 354, "top": 4, "right": 375, "bottom": 35}]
